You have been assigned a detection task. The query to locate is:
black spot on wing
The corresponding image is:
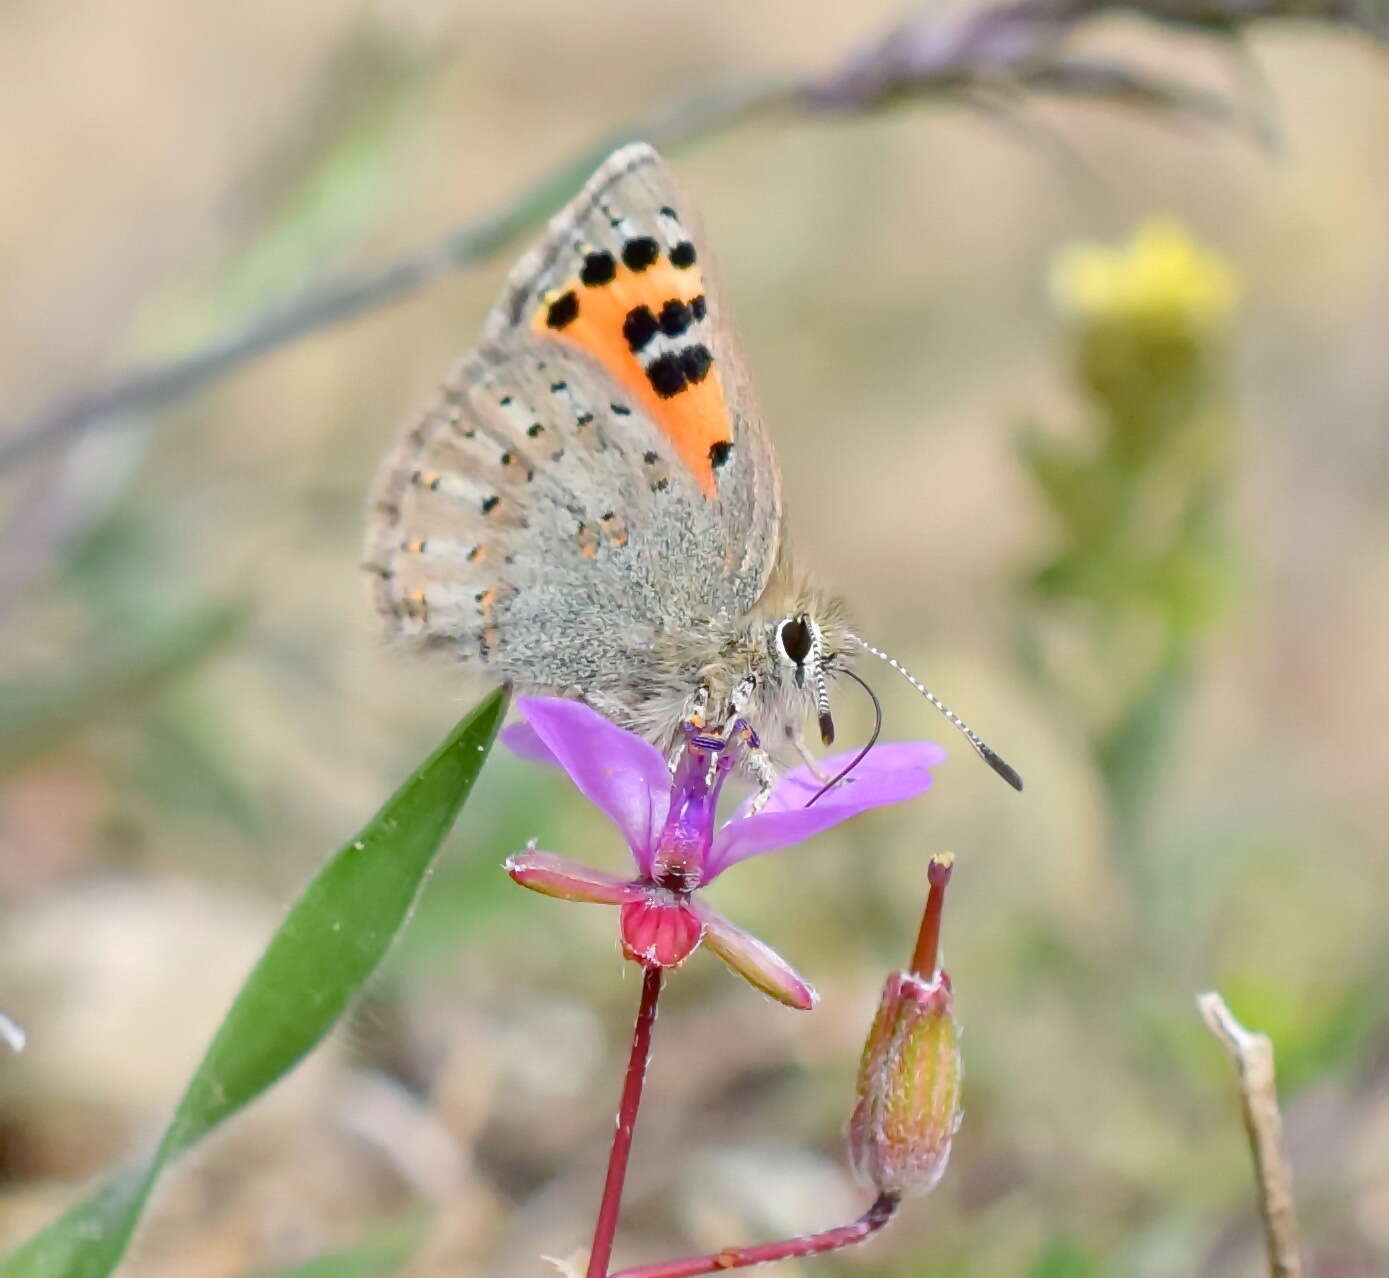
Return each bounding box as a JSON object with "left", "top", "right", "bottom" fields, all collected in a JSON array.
[
  {"left": 622, "top": 237, "right": 660, "bottom": 271},
  {"left": 670, "top": 241, "right": 697, "bottom": 269},
  {"left": 581, "top": 250, "right": 617, "bottom": 286},
  {"left": 623, "top": 305, "right": 659, "bottom": 353},
  {"left": 646, "top": 352, "right": 687, "bottom": 399},
  {"left": 679, "top": 344, "right": 713, "bottom": 384},
  {"left": 659, "top": 299, "right": 693, "bottom": 338},
  {"left": 709, "top": 440, "right": 733, "bottom": 470},
  {"left": 545, "top": 291, "right": 579, "bottom": 329}
]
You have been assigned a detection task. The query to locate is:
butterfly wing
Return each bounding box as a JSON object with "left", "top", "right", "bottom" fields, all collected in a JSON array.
[
  {"left": 485, "top": 142, "right": 783, "bottom": 601},
  {"left": 365, "top": 143, "right": 783, "bottom": 716}
]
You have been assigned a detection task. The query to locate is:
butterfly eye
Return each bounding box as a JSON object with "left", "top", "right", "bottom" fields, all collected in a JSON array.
[{"left": 777, "top": 616, "right": 813, "bottom": 666}]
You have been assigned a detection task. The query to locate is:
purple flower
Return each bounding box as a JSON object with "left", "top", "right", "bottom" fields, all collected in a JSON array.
[{"left": 503, "top": 698, "right": 945, "bottom": 1010}]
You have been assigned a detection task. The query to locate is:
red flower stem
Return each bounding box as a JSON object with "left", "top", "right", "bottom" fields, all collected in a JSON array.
[
  {"left": 608, "top": 1191, "right": 901, "bottom": 1278},
  {"left": 587, "top": 965, "right": 664, "bottom": 1278},
  {"left": 909, "top": 853, "right": 954, "bottom": 978}
]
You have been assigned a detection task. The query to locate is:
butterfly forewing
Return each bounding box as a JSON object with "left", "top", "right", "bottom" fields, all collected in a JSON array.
[
  {"left": 366, "top": 144, "right": 785, "bottom": 704},
  {"left": 487, "top": 142, "right": 782, "bottom": 609}
]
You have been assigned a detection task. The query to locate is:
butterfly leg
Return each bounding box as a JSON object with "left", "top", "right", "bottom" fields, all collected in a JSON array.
[
  {"left": 729, "top": 677, "right": 778, "bottom": 814},
  {"left": 683, "top": 685, "right": 710, "bottom": 730},
  {"left": 672, "top": 686, "right": 715, "bottom": 773},
  {"left": 729, "top": 721, "right": 777, "bottom": 814}
]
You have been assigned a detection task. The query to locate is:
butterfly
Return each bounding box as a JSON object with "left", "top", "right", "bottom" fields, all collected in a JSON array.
[{"left": 364, "top": 143, "right": 1021, "bottom": 798}]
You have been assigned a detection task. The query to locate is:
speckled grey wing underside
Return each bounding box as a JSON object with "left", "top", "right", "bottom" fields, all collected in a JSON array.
[{"left": 365, "top": 143, "right": 783, "bottom": 712}]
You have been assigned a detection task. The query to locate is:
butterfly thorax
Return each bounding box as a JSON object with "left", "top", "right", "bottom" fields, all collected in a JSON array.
[{"left": 625, "top": 557, "right": 852, "bottom": 764}]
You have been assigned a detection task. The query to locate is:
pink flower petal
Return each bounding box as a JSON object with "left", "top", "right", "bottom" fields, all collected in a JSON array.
[
  {"left": 508, "top": 697, "right": 672, "bottom": 872},
  {"left": 705, "top": 741, "right": 945, "bottom": 879},
  {"left": 695, "top": 900, "right": 819, "bottom": 1010},
  {"left": 505, "top": 849, "right": 641, "bottom": 904},
  {"left": 619, "top": 895, "right": 704, "bottom": 968},
  {"left": 500, "top": 719, "right": 559, "bottom": 767}
]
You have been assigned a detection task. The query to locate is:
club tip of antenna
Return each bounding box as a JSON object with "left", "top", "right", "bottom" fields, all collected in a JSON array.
[{"left": 981, "top": 744, "right": 1024, "bottom": 792}]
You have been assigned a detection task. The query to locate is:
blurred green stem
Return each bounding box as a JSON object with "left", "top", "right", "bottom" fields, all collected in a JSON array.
[
  {"left": 1095, "top": 647, "right": 1190, "bottom": 861},
  {"left": 1019, "top": 219, "right": 1238, "bottom": 881}
]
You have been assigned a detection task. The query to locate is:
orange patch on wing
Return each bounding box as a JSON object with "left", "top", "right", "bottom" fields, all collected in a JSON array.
[{"left": 534, "top": 260, "right": 730, "bottom": 498}]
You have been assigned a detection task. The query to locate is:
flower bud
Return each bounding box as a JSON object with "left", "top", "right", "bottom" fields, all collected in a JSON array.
[
  {"left": 1048, "top": 218, "right": 1237, "bottom": 459},
  {"left": 847, "top": 852, "right": 961, "bottom": 1197},
  {"left": 847, "top": 968, "right": 961, "bottom": 1197}
]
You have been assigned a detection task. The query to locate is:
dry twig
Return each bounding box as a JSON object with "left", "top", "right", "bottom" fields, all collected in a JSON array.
[{"left": 1198, "top": 990, "right": 1302, "bottom": 1278}]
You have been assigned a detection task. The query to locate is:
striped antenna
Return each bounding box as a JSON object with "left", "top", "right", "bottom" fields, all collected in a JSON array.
[
  {"left": 810, "top": 624, "right": 835, "bottom": 745},
  {"left": 849, "top": 633, "right": 1023, "bottom": 791}
]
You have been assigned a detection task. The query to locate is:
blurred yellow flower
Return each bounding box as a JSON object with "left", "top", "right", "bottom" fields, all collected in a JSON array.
[{"left": 1050, "top": 217, "right": 1239, "bottom": 331}]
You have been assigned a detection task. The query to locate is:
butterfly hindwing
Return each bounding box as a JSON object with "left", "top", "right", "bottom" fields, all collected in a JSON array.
[{"left": 368, "top": 353, "right": 745, "bottom": 726}]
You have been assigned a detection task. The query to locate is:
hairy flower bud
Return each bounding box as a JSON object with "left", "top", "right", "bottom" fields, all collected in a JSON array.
[
  {"left": 847, "top": 852, "right": 961, "bottom": 1197},
  {"left": 847, "top": 968, "right": 961, "bottom": 1197}
]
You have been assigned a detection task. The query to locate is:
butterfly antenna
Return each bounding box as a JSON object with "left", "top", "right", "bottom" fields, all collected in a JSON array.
[
  {"left": 811, "top": 627, "right": 835, "bottom": 746},
  {"left": 849, "top": 633, "right": 1024, "bottom": 792},
  {"left": 806, "top": 668, "right": 881, "bottom": 808}
]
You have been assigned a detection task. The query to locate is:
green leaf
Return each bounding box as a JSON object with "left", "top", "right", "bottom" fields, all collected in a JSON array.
[{"left": 0, "top": 687, "right": 509, "bottom": 1278}]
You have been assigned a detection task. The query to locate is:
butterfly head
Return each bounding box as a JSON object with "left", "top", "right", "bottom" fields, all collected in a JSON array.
[
  {"left": 751, "top": 560, "right": 1022, "bottom": 791},
  {"left": 772, "top": 611, "right": 843, "bottom": 746},
  {"left": 751, "top": 567, "right": 854, "bottom": 749}
]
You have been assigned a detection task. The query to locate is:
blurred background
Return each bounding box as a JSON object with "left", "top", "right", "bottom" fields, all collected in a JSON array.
[{"left": 2, "top": 2, "right": 1388, "bottom": 1275}]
